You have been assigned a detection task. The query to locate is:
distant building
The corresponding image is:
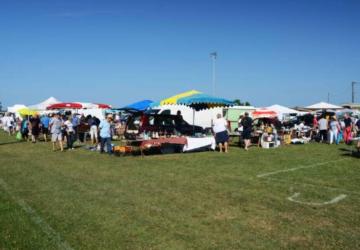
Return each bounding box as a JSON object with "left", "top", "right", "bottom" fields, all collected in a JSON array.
[{"left": 341, "top": 103, "right": 360, "bottom": 110}]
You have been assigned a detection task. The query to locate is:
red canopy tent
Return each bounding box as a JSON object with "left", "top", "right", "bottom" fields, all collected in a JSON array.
[
  {"left": 47, "top": 102, "right": 112, "bottom": 110},
  {"left": 47, "top": 102, "right": 83, "bottom": 110},
  {"left": 96, "top": 103, "right": 112, "bottom": 109},
  {"left": 252, "top": 108, "right": 277, "bottom": 118}
]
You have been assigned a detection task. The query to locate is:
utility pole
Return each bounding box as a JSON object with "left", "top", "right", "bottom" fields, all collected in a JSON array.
[
  {"left": 352, "top": 81, "right": 359, "bottom": 103},
  {"left": 327, "top": 92, "right": 330, "bottom": 103},
  {"left": 210, "top": 52, "right": 217, "bottom": 95}
]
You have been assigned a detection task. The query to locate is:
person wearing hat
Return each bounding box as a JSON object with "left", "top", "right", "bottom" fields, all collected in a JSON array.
[{"left": 99, "top": 114, "right": 113, "bottom": 154}]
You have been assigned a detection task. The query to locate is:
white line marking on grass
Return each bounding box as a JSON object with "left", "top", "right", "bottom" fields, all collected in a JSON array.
[
  {"left": 0, "top": 178, "right": 73, "bottom": 250},
  {"left": 264, "top": 176, "right": 360, "bottom": 196},
  {"left": 287, "top": 192, "right": 347, "bottom": 206},
  {"left": 257, "top": 159, "right": 346, "bottom": 178}
]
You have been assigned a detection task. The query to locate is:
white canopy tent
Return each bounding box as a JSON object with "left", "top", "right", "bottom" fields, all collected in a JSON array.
[
  {"left": 7, "top": 104, "right": 27, "bottom": 113},
  {"left": 305, "top": 102, "right": 342, "bottom": 110},
  {"left": 266, "top": 104, "right": 300, "bottom": 121},
  {"left": 76, "top": 102, "right": 98, "bottom": 109},
  {"left": 29, "top": 97, "right": 61, "bottom": 111}
]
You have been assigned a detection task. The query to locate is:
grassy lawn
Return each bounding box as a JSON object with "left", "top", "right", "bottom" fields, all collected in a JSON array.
[{"left": 0, "top": 131, "right": 359, "bottom": 249}]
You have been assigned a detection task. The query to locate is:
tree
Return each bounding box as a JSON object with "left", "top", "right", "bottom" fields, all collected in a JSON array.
[
  {"left": 233, "top": 99, "right": 251, "bottom": 106},
  {"left": 233, "top": 99, "right": 242, "bottom": 105}
]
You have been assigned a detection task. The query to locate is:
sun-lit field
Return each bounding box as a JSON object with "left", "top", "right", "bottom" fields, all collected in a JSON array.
[{"left": 0, "top": 131, "right": 359, "bottom": 249}]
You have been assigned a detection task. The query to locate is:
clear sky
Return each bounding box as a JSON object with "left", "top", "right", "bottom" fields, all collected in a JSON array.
[{"left": 1, "top": 0, "right": 359, "bottom": 108}]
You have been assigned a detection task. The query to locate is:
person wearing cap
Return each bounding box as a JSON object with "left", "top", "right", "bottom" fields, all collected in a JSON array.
[{"left": 99, "top": 114, "right": 113, "bottom": 154}]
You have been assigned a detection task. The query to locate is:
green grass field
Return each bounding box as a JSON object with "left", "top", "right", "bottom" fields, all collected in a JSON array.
[{"left": 0, "top": 131, "right": 359, "bottom": 249}]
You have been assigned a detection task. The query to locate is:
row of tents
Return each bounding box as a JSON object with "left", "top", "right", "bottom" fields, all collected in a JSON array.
[
  {"left": 6, "top": 97, "right": 113, "bottom": 118},
  {"left": 5, "top": 91, "right": 357, "bottom": 125}
]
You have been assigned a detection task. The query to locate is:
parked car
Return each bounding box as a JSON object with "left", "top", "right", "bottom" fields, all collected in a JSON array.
[{"left": 124, "top": 112, "right": 205, "bottom": 140}]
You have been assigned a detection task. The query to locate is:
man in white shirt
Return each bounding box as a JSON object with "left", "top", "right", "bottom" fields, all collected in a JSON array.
[
  {"left": 3, "top": 113, "right": 14, "bottom": 135},
  {"left": 212, "top": 114, "right": 229, "bottom": 153},
  {"left": 318, "top": 116, "right": 328, "bottom": 143}
]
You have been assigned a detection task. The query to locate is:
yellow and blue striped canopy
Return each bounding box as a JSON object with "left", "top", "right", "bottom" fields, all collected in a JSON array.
[{"left": 152, "top": 90, "right": 234, "bottom": 110}]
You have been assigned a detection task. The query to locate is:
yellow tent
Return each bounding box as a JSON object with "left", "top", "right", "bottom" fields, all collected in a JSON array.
[{"left": 18, "top": 108, "right": 39, "bottom": 117}]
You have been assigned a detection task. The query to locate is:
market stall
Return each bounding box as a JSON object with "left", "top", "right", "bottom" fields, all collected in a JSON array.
[
  {"left": 266, "top": 104, "right": 300, "bottom": 121},
  {"left": 121, "top": 90, "right": 233, "bottom": 154}
]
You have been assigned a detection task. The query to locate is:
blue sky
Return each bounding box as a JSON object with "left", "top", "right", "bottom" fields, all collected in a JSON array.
[{"left": 1, "top": 0, "right": 359, "bottom": 108}]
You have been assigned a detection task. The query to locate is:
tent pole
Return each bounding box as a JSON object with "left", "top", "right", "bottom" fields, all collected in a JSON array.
[{"left": 192, "top": 109, "right": 195, "bottom": 136}]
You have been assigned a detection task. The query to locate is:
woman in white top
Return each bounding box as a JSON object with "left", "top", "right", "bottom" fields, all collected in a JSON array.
[
  {"left": 329, "top": 116, "right": 340, "bottom": 144},
  {"left": 213, "top": 114, "right": 229, "bottom": 153},
  {"left": 64, "top": 116, "right": 75, "bottom": 150}
]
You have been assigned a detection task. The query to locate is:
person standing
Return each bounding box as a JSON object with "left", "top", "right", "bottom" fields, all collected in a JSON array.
[
  {"left": 8, "top": 113, "right": 15, "bottom": 135},
  {"left": 40, "top": 115, "right": 50, "bottom": 142},
  {"left": 49, "top": 113, "right": 64, "bottom": 151},
  {"left": 3, "top": 113, "right": 14, "bottom": 135},
  {"left": 318, "top": 116, "right": 328, "bottom": 143},
  {"left": 30, "top": 114, "right": 41, "bottom": 143},
  {"left": 15, "top": 117, "right": 21, "bottom": 133},
  {"left": 99, "top": 114, "right": 113, "bottom": 155},
  {"left": 329, "top": 117, "right": 340, "bottom": 145},
  {"left": 212, "top": 113, "right": 229, "bottom": 153},
  {"left": 174, "top": 110, "right": 184, "bottom": 134},
  {"left": 241, "top": 112, "right": 253, "bottom": 151},
  {"left": 64, "top": 116, "right": 75, "bottom": 150},
  {"left": 343, "top": 113, "right": 353, "bottom": 144},
  {"left": 88, "top": 115, "right": 99, "bottom": 145},
  {"left": 21, "top": 116, "right": 30, "bottom": 141},
  {"left": 78, "top": 114, "right": 87, "bottom": 142},
  {"left": 71, "top": 114, "right": 80, "bottom": 141},
  {"left": 356, "top": 118, "right": 360, "bottom": 137},
  {"left": 313, "top": 115, "right": 319, "bottom": 129}
]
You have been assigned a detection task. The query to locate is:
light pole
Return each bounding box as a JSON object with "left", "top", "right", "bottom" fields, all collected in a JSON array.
[
  {"left": 210, "top": 52, "right": 217, "bottom": 95},
  {"left": 352, "top": 81, "right": 359, "bottom": 103}
]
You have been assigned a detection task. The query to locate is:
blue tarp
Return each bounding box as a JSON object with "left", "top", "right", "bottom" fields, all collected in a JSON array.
[{"left": 123, "top": 100, "right": 153, "bottom": 111}]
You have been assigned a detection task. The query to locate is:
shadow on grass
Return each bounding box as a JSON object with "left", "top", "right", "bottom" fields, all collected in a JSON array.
[
  {"left": 0, "top": 140, "right": 25, "bottom": 146},
  {"left": 340, "top": 147, "right": 360, "bottom": 159},
  {"left": 339, "top": 147, "right": 353, "bottom": 152}
]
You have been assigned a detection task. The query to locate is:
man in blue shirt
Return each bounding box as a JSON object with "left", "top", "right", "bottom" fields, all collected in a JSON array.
[
  {"left": 40, "top": 115, "right": 50, "bottom": 142},
  {"left": 99, "top": 114, "right": 113, "bottom": 154}
]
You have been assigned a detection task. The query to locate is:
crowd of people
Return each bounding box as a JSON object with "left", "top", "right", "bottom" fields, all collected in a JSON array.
[
  {"left": 0, "top": 112, "right": 118, "bottom": 154},
  {"left": 315, "top": 113, "right": 358, "bottom": 145},
  {"left": 1, "top": 110, "right": 360, "bottom": 155},
  {"left": 211, "top": 111, "right": 360, "bottom": 153},
  {"left": 235, "top": 112, "right": 360, "bottom": 150}
]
